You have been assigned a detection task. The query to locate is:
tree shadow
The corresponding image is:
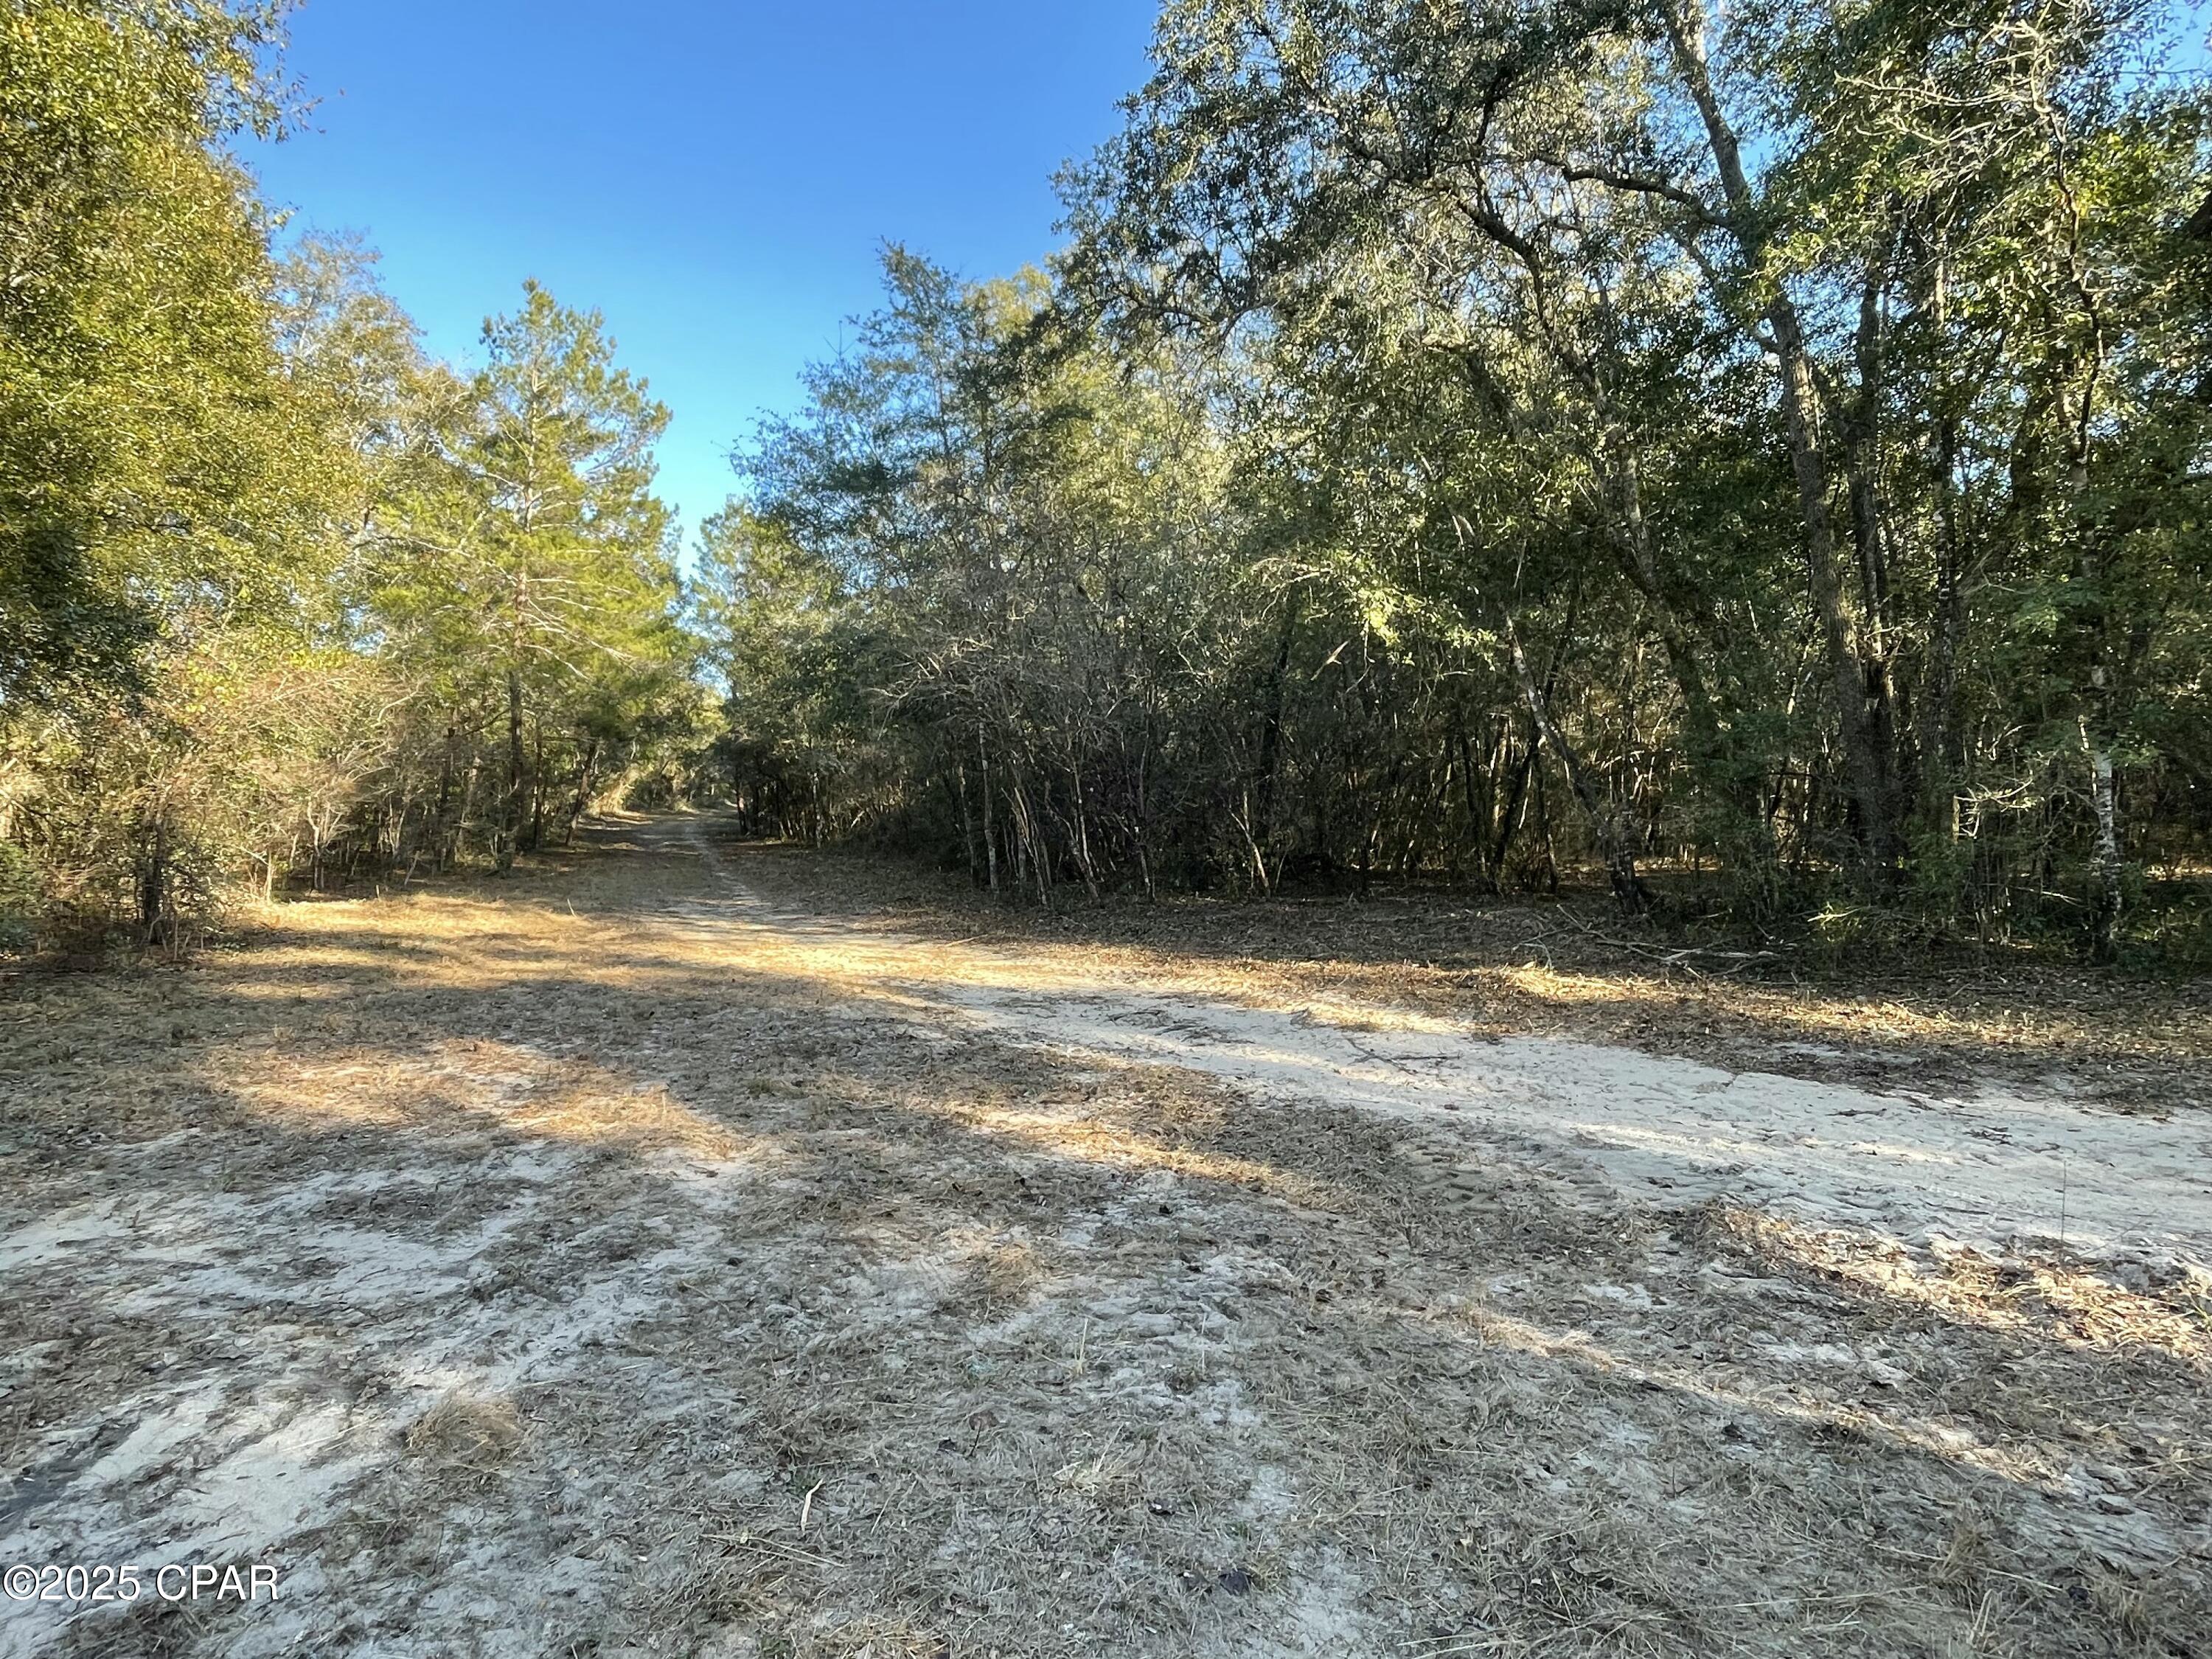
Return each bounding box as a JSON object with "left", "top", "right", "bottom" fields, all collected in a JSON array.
[
  {"left": 717, "top": 830, "right": 2212, "bottom": 1117},
  {"left": 1, "top": 821, "right": 2204, "bottom": 1658}
]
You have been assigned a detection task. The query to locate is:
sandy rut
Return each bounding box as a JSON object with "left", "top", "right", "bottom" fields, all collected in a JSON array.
[{"left": 1, "top": 814, "right": 2206, "bottom": 1658}]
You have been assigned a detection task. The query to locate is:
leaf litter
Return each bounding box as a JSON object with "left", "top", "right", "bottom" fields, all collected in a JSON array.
[{"left": 0, "top": 813, "right": 2204, "bottom": 1658}]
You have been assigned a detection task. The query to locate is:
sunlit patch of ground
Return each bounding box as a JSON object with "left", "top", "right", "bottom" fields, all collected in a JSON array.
[
  {"left": 1712, "top": 1208, "right": 2212, "bottom": 1368},
  {"left": 0, "top": 813, "right": 2205, "bottom": 1658},
  {"left": 736, "top": 840, "right": 2212, "bottom": 1116}
]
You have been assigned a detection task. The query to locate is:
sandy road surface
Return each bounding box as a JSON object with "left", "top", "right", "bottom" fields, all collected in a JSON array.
[
  {"left": 675, "top": 824, "right": 2211, "bottom": 1269},
  {"left": 1, "top": 814, "right": 2206, "bottom": 1658}
]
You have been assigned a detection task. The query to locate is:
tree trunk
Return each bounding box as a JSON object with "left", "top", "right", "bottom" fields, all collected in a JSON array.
[
  {"left": 2084, "top": 720, "right": 2122, "bottom": 964},
  {"left": 1662, "top": 0, "right": 1902, "bottom": 879},
  {"left": 1251, "top": 589, "right": 1299, "bottom": 890},
  {"left": 453, "top": 757, "right": 480, "bottom": 866},
  {"left": 1918, "top": 418, "right": 1968, "bottom": 827},
  {"left": 564, "top": 735, "right": 601, "bottom": 846},
  {"left": 499, "top": 668, "right": 524, "bottom": 874},
  {"left": 1489, "top": 728, "right": 1536, "bottom": 886},
  {"left": 137, "top": 816, "right": 170, "bottom": 945},
  {"left": 1506, "top": 613, "right": 1649, "bottom": 915},
  {"left": 978, "top": 725, "right": 999, "bottom": 897},
  {"left": 526, "top": 725, "right": 547, "bottom": 852},
  {"left": 956, "top": 759, "right": 979, "bottom": 886},
  {"left": 431, "top": 724, "right": 456, "bottom": 872}
]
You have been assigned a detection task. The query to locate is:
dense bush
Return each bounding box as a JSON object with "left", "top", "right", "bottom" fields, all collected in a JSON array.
[{"left": 696, "top": 1, "right": 2211, "bottom": 964}]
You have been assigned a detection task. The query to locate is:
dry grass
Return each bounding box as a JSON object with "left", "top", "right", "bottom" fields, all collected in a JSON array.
[
  {"left": 1715, "top": 1207, "right": 2212, "bottom": 1368},
  {"left": 0, "top": 812, "right": 2205, "bottom": 1659},
  {"left": 404, "top": 1393, "right": 524, "bottom": 1469},
  {"left": 734, "top": 841, "right": 2212, "bottom": 1116}
]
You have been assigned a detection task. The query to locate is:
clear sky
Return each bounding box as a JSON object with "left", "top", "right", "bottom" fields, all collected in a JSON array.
[{"left": 243, "top": 1, "right": 1161, "bottom": 548}]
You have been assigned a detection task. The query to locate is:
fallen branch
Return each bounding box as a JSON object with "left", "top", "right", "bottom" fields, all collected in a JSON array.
[{"left": 1524, "top": 907, "right": 1781, "bottom": 978}]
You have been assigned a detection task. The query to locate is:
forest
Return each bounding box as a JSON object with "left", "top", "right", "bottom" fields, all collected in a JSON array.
[
  {"left": 1, "top": 1, "right": 700, "bottom": 954},
  {"left": 5, "top": 0, "right": 2210, "bottom": 968},
  {"left": 7, "top": 7, "right": 2212, "bottom": 1656}
]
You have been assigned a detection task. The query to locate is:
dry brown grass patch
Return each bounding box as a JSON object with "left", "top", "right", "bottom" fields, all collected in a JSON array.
[
  {"left": 727, "top": 839, "right": 2212, "bottom": 1112},
  {"left": 1714, "top": 1206, "right": 2212, "bottom": 1368},
  {"left": 405, "top": 1392, "right": 524, "bottom": 1469},
  {"left": 11, "top": 814, "right": 2208, "bottom": 1659}
]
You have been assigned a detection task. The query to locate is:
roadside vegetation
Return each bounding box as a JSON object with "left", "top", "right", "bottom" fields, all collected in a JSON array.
[
  {"left": 694, "top": 0, "right": 2212, "bottom": 975},
  {"left": 3, "top": 6, "right": 2208, "bottom": 1654},
  {"left": 0, "top": 1, "right": 700, "bottom": 962},
  {"left": 6, "top": 1, "right": 2208, "bottom": 982}
]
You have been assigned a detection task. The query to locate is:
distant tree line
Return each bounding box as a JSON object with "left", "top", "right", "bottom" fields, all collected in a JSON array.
[
  {"left": 697, "top": 0, "right": 2212, "bottom": 962},
  {"left": 0, "top": 1, "right": 698, "bottom": 953}
]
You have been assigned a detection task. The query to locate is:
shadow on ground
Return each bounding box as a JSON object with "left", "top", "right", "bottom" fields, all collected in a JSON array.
[{"left": 0, "top": 814, "right": 2203, "bottom": 1659}]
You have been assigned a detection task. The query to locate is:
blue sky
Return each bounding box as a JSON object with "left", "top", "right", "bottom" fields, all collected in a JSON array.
[{"left": 244, "top": 1, "right": 1160, "bottom": 546}]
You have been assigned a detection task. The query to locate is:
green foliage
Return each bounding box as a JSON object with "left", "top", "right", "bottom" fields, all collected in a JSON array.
[
  {"left": 0, "top": 0, "right": 304, "bottom": 705},
  {"left": 366, "top": 279, "right": 689, "bottom": 868},
  {"left": 709, "top": 1, "right": 2212, "bottom": 960},
  {"left": 5, "top": 0, "right": 2205, "bottom": 967},
  {"left": 0, "top": 3, "right": 696, "bottom": 949}
]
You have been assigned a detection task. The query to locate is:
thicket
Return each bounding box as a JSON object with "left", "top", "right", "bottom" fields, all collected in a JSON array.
[
  {"left": 9, "top": 1, "right": 2208, "bottom": 968},
  {"left": 0, "top": 2, "right": 700, "bottom": 956},
  {"left": 697, "top": 0, "right": 2212, "bottom": 964}
]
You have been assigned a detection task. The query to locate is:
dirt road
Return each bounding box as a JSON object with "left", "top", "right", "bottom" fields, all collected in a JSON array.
[{"left": 2, "top": 815, "right": 2206, "bottom": 1657}]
